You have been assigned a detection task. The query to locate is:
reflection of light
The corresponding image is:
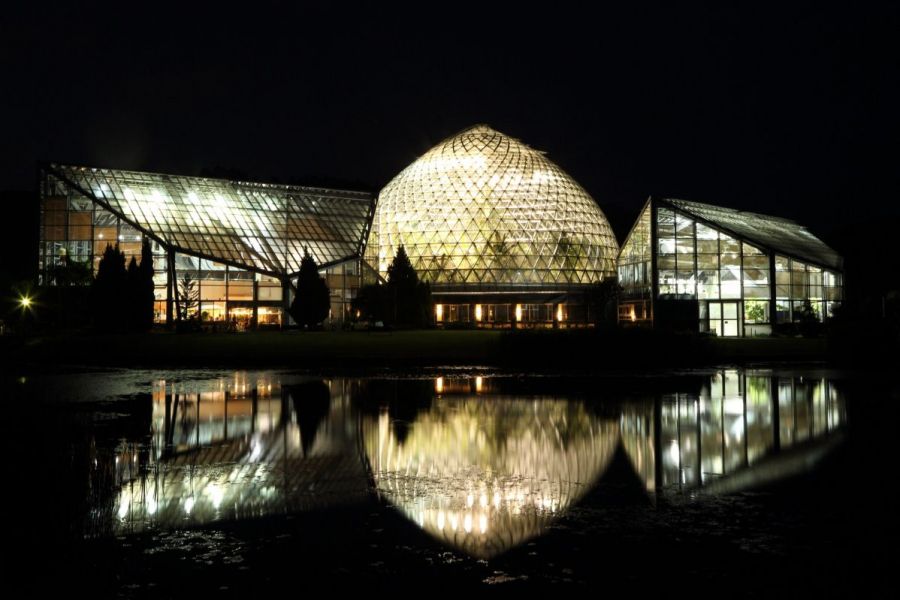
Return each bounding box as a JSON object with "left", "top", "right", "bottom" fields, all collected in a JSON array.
[
  {"left": 475, "top": 376, "right": 483, "bottom": 393},
  {"left": 515, "top": 304, "right": 522, "bottom": 321},
  {"left": 724, "top": 397, "right": 745, "bottom": 415},
  {"left": 435, "top": 377, "right": 443, "bottom": 394},
  {"left": 667, "top": 440, "right": 680, "bottom": 465},
  {"left": 184, "top": 497, "right": 195, "bottom": 514},
  {"left": 475, "top": 304, "right": 482, "bottom": 321},
  {"left": 437, "top": 511, "right": 446, "bottom": 530},
  {"left": 118, "top": 498, "right": 130, "bottom": 519},
  {"left": 479, "top": 514, "right": 488, "bottom": 534},
  {"left": 630, "top": 307, "right": 636, "bottom": 322},
  {"left": 464, "top": 513, "right": 472, "bottom": 533},
  {"left": 209, "top": 483, "right": 224, "bottom": 509},
  {"left": 556, "top": 304, "right": 564, "bottom": 322}
]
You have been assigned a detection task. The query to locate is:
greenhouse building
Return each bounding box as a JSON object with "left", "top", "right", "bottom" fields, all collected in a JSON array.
[
  {"left": 38, "top": 163, "right": 374, "bottom": 328},
  {"left": 37, "top": 126, "right": 842, "bottom": 334},
  {"left": 617, "top": 197, "right": 843, "bottom": 336},
  {"left": 365, "top": 125, "right": 620, "bottom": 327}
]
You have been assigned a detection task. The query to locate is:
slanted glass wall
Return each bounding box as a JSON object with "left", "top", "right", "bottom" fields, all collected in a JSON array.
[
  {"left": 40, "top": 172, "right": 363, "bottom": 328},
  {"left": 617, "top": 204, "right": 652, "bottom": 323},
  {"left": 774, "top": 256, "right": 842, "bottom": 323},
  {"left": 643, "top": 204, "right": 841, "bottom": 335}
]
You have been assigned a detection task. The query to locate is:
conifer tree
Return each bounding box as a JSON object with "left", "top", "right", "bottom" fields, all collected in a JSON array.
[
  {"left": 289, "top": 251, "right": 330, "bottom": 329},
  {"left": 92, "top": 243, "right": 127, "bottom": 331}
]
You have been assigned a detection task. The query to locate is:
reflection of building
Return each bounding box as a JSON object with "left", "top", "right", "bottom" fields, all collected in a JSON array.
[
  {"left": 618, "top": 198, "right": 843, "bottom": 336},
  {"left": 362, "top": 397, "right": 619, "bottom": 558},
  {"left": 366, "top": 125, "right": 620, "bottom": 327},
  {"left": 109, "top": 376, "right": 368, "bottom": 535},
  {"left": 39, "top": 164, "right": 374, "bottom": 327},
  {"left": 621, "top": 369, "right": 846, "bottom": 494},
  {"left": 95, "top": 370, "right": 845, "bottom": 553}
]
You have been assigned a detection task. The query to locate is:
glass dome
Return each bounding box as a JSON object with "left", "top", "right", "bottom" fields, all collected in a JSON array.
[{"left": 365, "top": 125, "right": 619, "bottom": 289}]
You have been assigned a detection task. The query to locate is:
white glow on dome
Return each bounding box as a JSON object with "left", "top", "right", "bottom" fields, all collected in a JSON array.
[{"left": 366, "top": 125, "right": 618, "bottom": 288}]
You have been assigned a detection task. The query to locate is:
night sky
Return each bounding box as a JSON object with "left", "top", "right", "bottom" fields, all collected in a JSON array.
[{"left": 2, "top": 3, "right": 898, "bottom": 251}]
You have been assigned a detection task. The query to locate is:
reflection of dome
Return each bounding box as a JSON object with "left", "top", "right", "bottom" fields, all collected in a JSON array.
[
  {"left": 363, "top": 398, "right": 620, "bottom": 558},
  {"left": 366, "top": 125, "right": 619, "bottom": 289}
]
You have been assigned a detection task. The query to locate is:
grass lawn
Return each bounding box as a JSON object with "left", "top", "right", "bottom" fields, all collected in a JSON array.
[
  {"left": 1, "top": 328, "right": 837, "bottom": 371},
  {"left": 12, "top": 329, "right": 506, "bottom": 369}
]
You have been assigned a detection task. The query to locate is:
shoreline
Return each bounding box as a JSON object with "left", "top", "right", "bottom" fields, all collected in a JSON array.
[{"left": 0, "top": 329, "right": 849, "bottom": 372}]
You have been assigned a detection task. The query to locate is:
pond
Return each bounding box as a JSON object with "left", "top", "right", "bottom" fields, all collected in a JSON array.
[{"left": 5, "top": 367, "right": 894, "bottom": 594}]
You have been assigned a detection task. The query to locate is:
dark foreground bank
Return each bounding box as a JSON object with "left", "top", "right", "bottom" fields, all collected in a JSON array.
[{"left": 0, "top": 328, "right": 862, "bottom": 370}]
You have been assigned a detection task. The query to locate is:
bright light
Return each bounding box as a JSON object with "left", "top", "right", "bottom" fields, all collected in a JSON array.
[
  {"left": 475, "top": 376, "right": 483, "bottom": 393},
  {"left": 435, "top": 304, "right": 443, "bottom": 321},
  {"left": 19, "top": 295, "right": 32, "bottom": 309},
  {"left": 556, "top": 304, "right": 564, "bottom": 322},
  {"left": 435, "top": 377, "right": 444, "bottom": 394},
  {"left": 474, "top": 304, "right": 482, "bottom": 321},
  {"left": 515, "top": 304, "right": 522, "bottom": 321}
]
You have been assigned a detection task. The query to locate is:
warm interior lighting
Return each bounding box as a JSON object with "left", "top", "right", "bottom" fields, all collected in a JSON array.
[
  {"left": 364, "top": 125, "right": 619, "bottom": 289},
  {"left": 475, "top": 376, "right": 483, "bottom": 393},
  {"left": 435, "top": 377, "right": 444, "bottom": 394},
  {"left": 474, "top": 304, "right": 482, "bottom": 321},
  {"left": 630, "top": 306, "right": 636, "bottom": 322},
  {"left": 514, "top": 304, "right": 522, "bottom": 321},
  {"left": 556, "top": 304, "right": 564, "bottom": 322},
  {"left": 435, "top": 304, "right": 443, "bottom": 321}
]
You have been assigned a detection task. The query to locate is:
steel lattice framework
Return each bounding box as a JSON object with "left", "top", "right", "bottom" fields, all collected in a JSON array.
[
  {"left": 47, "top": 163, "right": 374, "bottom": 276},
  {"left": 365, "top": 125, "right": 619, "bottom": 290}
]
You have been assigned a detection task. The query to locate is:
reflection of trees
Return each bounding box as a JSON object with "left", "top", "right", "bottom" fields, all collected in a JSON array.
[
  {"left": 288, "top": 381, "right": 332, "bottom": 457},
  {"left": 353, "top": 379, "right": 434, "bottom": 443}
]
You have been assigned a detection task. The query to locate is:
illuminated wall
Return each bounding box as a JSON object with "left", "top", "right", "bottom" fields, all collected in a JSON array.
[
  {"left": 617, "top": 198, "right": 843, "bottom": 335},
  {"left": 366, "top": 125, "right": 619, "bottom": 290},
  {"left": 38, "top": 164, "right": 374, "bottom": 325}
]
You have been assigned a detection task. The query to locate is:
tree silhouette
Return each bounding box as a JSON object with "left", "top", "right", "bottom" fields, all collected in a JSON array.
[
  {"left": 177, "top": 272, "right": 200, "bottom": 321},
  {"left": 289, "top": 251, "right": 330, "bottom": 329},
  {"left": 138, "top": 239, "right": 156, "bottom": 329},
  {"left": 92, "top": 244, "right": 127, "bottom": 331},
  {"left": 386, "top": 245, "right": 432, "bottom": 328}
]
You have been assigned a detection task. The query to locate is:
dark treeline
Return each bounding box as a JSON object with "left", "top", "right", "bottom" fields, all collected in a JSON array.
[
  {"left": 352, "top": 245, "right": 432, "bottom": 329},
  {"left": 92, "top": 240, "right": 155, "bottom": 332}
]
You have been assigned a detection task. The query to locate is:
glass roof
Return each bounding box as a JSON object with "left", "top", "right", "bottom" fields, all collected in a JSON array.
[
  {"left": 366, "top": 125, "right": 619, "bottom": 290},
  {"left": 665, "top": 198, "right": 842, "bottom": 270},
  {"left": 48, "top": 164, "right": 374, "bottom": 276}
]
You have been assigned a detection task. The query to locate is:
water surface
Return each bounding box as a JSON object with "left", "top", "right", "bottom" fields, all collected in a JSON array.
[{"left": 6, "top": 367, "right": 888, "bottom": 594}]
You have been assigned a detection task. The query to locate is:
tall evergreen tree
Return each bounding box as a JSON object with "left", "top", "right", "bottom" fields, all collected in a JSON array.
[
  {"left": 126, "top": 256, "right": 140, "bottom": 330},
  {"left": 289, "top": 251, "right": 330, "bottom": 329},
  {"left": 386, "top": 245, "right": 432, "bottom": 328},
  {"left": 177, "top": 272, "right": 200, "bottom": 321},
  {"left": 92, "top": 243, "right": 127, "bottom": 331}
]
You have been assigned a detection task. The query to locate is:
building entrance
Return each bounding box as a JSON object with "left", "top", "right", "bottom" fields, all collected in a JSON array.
[{"left": 708, "top": 301, "right": 740, "bottom": 337}]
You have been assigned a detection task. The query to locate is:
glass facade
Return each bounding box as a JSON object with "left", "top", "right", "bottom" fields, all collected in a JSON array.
[
  {"left": 618, "top": 198, "right": 843, "bottom": 336},
  {"left": 39, "top": 164, "right": 374, "bottom": 326},
  {"left": 366, "top": 125, "right": 618, "bottom": 289}
]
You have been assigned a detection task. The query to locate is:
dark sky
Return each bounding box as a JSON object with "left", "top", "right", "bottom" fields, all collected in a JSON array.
[{"left": 2, "top": 2, "right": 898, "bottom": 241}]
